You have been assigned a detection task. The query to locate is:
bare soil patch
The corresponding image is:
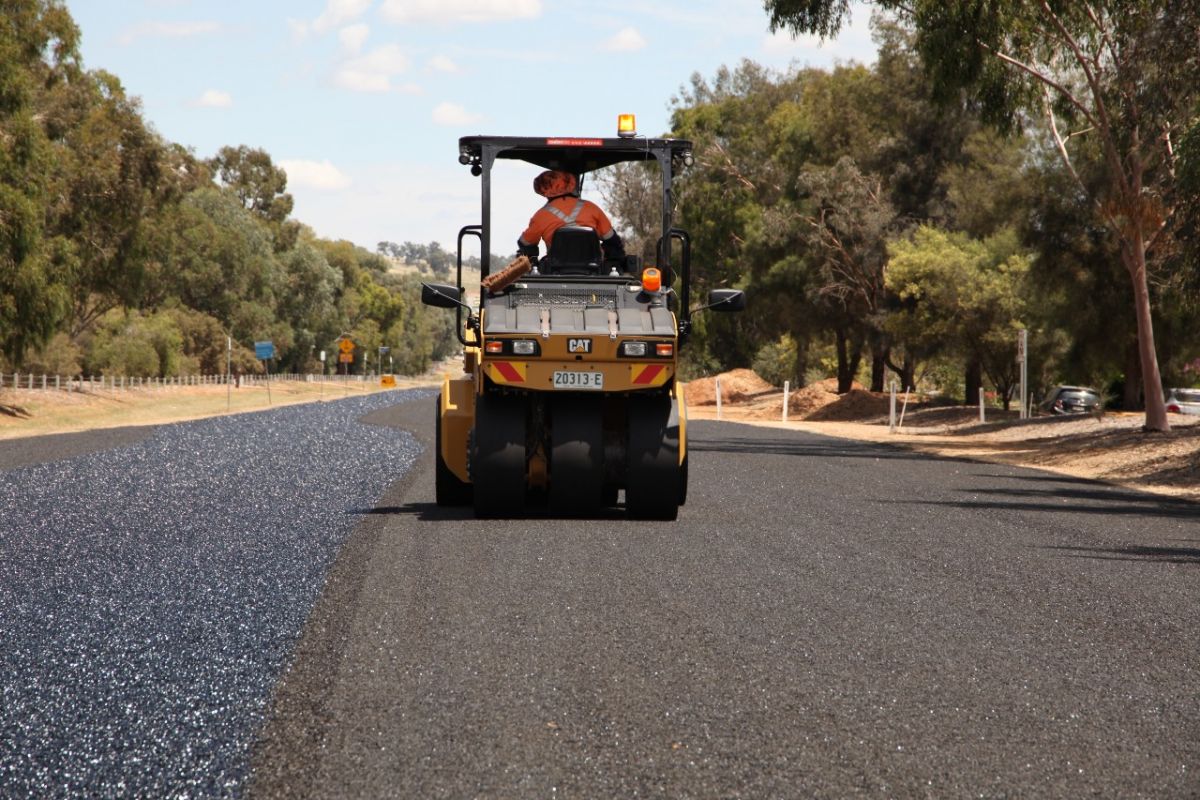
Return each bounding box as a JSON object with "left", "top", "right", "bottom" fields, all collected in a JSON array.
[{"left": 687, "top": 370, "right": 1200, "bottom": 502}]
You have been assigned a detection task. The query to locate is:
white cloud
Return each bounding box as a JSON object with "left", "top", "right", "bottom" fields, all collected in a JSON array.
[
  {"left": 335, "top": 70, "right": 389, "bottom": 92},
  {"left": 313, "top": 0, "right": 373, "bottom": 33},
  {"left": 190, "top": 89, "right": 232, "bottom": 108},
  {"left": 287, "top": 18, "right": 310, "bottom": 43},
  {"left": 339, "top": 23, "right": 370, "bottom": 53},
  {"left": 334, "top": 43, "right": 411, "bottom": 92},
  {"left": 279, "top": 159, "right": 352, "bottom": 191},
  {"left": 380, "top": 0, "right": 541, "bottom": 24},
  {"left": 601, "top": 27, "right": 646, "bottom": 52},
  {"left": 431, "top": 101, "right": 482, "bottom": 126},
  {"left": 117, "top": 20, "right": 219, "bottom": 45},
  {"left": 426, "top": 55, "right": 460, "bottom": 73}
]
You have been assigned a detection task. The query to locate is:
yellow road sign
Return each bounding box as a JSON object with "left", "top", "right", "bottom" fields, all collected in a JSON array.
[
  {"left": 338, "top": 338, "right": 355, "bottom": 354},
  {"left": 381, "top": 375, "right": 397, "bottom": 387}
]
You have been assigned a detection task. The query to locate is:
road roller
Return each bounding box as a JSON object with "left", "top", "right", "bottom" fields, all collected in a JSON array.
[{"left": 421, "top": 116, "right": 745, "bottom": 519}]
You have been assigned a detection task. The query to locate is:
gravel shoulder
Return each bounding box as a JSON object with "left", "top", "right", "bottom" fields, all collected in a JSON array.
[{"left": 0, "top": 390, "right": 429, "bottom": 797}]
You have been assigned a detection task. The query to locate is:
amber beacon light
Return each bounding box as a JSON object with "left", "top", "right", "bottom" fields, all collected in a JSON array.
[
  {"left": 641, "top": 267, "right": 661, "bottom": 292},
  {"left": 617, "top": 113, "right": 637, "bottom": 138}
]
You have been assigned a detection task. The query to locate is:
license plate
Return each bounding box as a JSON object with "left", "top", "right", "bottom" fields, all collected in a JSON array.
[{"left": 552, "top": 370, "right": 604, "bottom": 390}]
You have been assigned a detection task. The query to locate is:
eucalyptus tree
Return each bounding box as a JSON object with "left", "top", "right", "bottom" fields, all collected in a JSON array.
[
  {"left": 796, "top": 157, "right": 900, "bottom": 391},
  {"left": 45, "top": 69, "right": 169, "bottom": 337},
  {"left": 766, "top": 0, "right": 1200, "bottom": 429},
  {"left": 887, "top": 226, "right": 1035, "bottom": 409},
  {"left": 0, "top": 0, "right": 79, "bottom": 362}
]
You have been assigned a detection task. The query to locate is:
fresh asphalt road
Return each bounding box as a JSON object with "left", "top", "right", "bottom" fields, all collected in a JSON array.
[
  {"left": 3, "top": 391, "right": 1198, "bottom": 798},
  {"left": 251, "top": 396, "right": 1200, "bottom": 798}
]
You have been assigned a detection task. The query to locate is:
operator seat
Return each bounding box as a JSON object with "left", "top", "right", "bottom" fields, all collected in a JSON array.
[{"left": 544, "top": 226, "right": 603, "bottom": 275}]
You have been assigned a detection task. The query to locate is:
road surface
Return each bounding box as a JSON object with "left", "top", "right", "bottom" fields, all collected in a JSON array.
[{"left": 2, "top": 390, "right": 1197, "bottom": 797}]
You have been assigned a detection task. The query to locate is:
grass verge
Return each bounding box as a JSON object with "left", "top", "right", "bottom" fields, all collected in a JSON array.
[{"left": 0, "top": 376, "right": 441, "bottom": 441}]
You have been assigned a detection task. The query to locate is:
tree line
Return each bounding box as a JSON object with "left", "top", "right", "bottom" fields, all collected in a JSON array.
[
  {"left": 603, "top": 7, "right": 1200, "bottom": 431},
  {"left": 0, "top": 2, "right": 457, "bottom": 380},
  {"left": 375, "top": 241, "right": 503, "bottom": 280}
]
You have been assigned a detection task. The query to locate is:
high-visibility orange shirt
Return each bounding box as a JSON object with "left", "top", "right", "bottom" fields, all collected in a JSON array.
[{"left": 519, "top": 196, "right": 616, "bottom": 250}]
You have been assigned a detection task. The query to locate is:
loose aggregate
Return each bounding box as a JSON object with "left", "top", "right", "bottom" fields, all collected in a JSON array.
[{"left": 0, "top": 390, "right": 429, "bottom": 798}]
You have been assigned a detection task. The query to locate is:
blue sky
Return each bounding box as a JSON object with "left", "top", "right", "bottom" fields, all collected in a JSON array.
[{"left": 67, "top": 0, "right": 877, "bottom": 251}]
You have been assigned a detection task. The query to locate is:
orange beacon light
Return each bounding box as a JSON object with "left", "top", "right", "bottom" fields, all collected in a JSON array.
[{"left": 641, "top": 267, "right": 662, "bottom": 292}]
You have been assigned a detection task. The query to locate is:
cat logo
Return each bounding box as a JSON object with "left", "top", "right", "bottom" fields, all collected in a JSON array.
[{"left": 567, "top": 338, "right": 592, "bottom": 354}]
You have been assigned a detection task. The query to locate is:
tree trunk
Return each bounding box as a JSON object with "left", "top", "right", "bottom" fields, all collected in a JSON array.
[
  {"left": 884, "top": 352, "right": 916, "bottom": 392},
  {"left": 835, "top": 327, "right": 853, "bottom": 393},
  {"left": 870, "top": 340, "right": 888, "bottom": 392},
  {"left": 847, "top": 329, "right": 865, "bottom": 391},
  {"left": 870, "top": 357, "right": 886, "bottom": 392},
  {"left": 791, "top": 333, "right": 808, "bottom": 388},
  {"left": 1123, "top": 337, "right": 1142, "bottom": 411},
  {"left": 964, "top": 358, "right": 982, "bottom": 406},
  {"left": 1122, "top": 243, "right": 1168, "bottom": 431},
  {"left": 999, "top": 383, "right": 1013, "bottom": 411},
  {"left": 897, "top": 353, "right": 916, "bottom": 393}
]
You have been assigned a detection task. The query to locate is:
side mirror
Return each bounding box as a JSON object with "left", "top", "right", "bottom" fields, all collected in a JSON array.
[
  {"left": 421, "top": 282, "right": 463, "bottom": 309},
  {"left": 706, "top": 288, "right": 746, "bottom": 312}
]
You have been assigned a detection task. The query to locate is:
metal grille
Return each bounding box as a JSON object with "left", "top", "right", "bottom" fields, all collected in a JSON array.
[{"left": 507, "top": 287, "right": 619, "bottom": 310}]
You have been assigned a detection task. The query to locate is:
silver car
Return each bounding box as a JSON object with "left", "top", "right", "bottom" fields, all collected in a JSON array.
[{"left": 1165, "top": 387, "right": 1200, "bottom": 415}]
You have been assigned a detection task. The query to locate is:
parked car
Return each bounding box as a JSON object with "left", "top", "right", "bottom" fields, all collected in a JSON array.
[
  {"left": 1039, "top": 385, "right": 1102, "bottom": 415},
  {"left": 1164, "top": 387, "right": 1200, "bottom": 416}
]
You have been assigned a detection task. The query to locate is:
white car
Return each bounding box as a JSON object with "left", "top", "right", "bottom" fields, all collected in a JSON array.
[{"left": 1165, "top": 387, "right": 1200, "bottom": 415}]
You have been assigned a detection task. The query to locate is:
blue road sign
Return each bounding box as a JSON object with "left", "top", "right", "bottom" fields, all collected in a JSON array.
[{"left": 254, "top": 341, "right": 275, "bottom": 360}]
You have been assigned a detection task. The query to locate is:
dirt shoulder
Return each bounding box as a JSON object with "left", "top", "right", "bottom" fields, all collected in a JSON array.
[
  {"left": 0, "top": 372, "right": 443, "bottom": 441},
  {"left": 686, "top": 373, "right": 1200, "bottom": 503}
]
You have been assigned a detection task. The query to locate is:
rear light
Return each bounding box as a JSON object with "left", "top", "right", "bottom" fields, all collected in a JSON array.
[
  {"left": 485, "top": 339, "right": 539, "bottom": 355},
  {"left": 655, "top": 343, "right": 674, "bottom": 357},
  {"left": 621, "top": 341, "right": 647, "bottom": 357},
  {"left": 1167, "top": 403, "right": 1181, "bottom": 413}
]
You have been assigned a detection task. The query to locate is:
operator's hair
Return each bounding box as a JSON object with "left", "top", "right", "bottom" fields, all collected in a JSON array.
[{"left": 533, "top": 170, "right": 578, "bottom": 199}]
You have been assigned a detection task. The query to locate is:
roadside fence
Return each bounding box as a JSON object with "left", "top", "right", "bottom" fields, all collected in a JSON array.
[{"left": 0, "top": 373, "right": 378, "bottom": 392}]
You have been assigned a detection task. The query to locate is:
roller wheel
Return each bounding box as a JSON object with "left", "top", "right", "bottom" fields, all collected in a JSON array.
[
  {"left": 625, "top": 395, "right": 681, "bottom": 520},
  {"left": 602, "top": 484, "right": 619, "bottom": 507},
  {"left": 434, "top": 394, "right": 472, "bottom": 506},
  {"left": 471, "top": 393, "right": 527, "bottom": 518},
  {"left": 677, "top": 453, "right": 689, "bottom": 507},
  {"left": 549, "top": 396, "right": 604, "bottom": 516}
]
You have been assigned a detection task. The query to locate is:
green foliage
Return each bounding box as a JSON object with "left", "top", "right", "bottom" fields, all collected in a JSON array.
[
  {"left": 209, "top": 145, "right": 293, "bottom": 225},
  {"left": 887, "top": 226, "right": 1034, "bottom": 401},
  {"left": 163, "top": 306, "right": 231, "bottom": 375},
  {"left": 0, "top": 0, "right": 79, "bottom": 361},
  {"left": 0, "top": 3, "right": 462, "bottom": 380},
  {"left": 87, "top": 309, "right": 183, "bottom": 377},
  {"left": 767, "top": 0, "right": 1200, "bottom": 424},
  {"left": 752, "top": 334, "right": 799, "bottom": 388},
  {"left": 22, "top": 332, "right": 81, "bottom": 376}
]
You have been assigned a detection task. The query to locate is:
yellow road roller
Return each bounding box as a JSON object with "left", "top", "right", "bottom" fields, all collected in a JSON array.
[{"left": 422, "top": 119, "right": 745, "bottom": 519}]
